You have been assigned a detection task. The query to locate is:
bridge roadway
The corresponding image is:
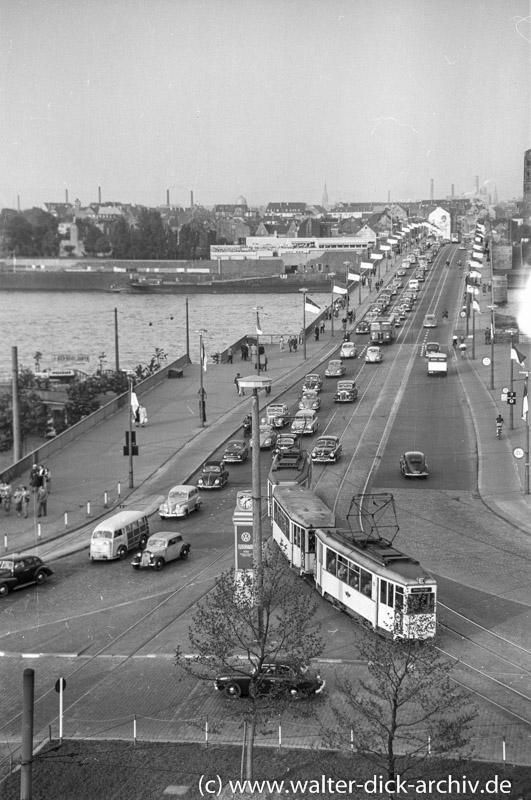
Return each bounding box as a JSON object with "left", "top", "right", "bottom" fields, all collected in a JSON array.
[{"left": 2, "top": 247, "right": 531, "bottom": 767}]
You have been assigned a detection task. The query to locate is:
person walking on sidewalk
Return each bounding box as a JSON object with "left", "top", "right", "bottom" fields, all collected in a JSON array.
[
  {"left": 235, "top": 373, "right": 244, "bottom": 396},
  {"left": 139, "top": 405, "right": 148, "bottom": 427},
  {"left": 14, "top": 485, "right": 30, "bottom": 518},
  {"left": 37, "top": 483, "right": 48, "bottom": 517},
  {"left": 279, "top": 335, "right": 285, "bottom": 352},
  {"left": 227, "top": 346, "right": 233, "bottom": 364}
]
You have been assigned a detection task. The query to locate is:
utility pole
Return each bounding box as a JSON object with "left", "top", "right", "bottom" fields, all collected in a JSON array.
[
  {"left": 12, "top": 346, "right": 21, "bottom": 463},
  {"left": 20, "top": 668, "right": 34, "bottom": 800},
  {"left": 114, "top": 308, "right": 120, "bottom": 373}
]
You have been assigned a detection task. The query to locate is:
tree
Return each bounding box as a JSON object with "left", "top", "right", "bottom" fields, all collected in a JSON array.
[
  {"left": 175, "top": 546, "right": 324, "bottom": 780},
  {"left": 0, "top": 369, "right": 49, "bottom": 452},
  {"left": 324, "top": 631, "right": 477, "bottom": 793}
]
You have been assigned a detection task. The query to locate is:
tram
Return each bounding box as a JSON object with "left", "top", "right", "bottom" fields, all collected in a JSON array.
[
  {"left": 315, "top": 528, "right": 436, "bottom": 639},
  {"left": 369, "top": 315, "right": 396, "bottom": 344},
  {"left": 269, "top": 486, "right": 437, "bottom": 640},
  {"left": 270, "top": 485, "right": 335, "bottom": 576}
]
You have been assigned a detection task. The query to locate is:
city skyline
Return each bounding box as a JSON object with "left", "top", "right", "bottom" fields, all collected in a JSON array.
[{"left": 1, "top": 0, "right": 530, "bottom": 210}]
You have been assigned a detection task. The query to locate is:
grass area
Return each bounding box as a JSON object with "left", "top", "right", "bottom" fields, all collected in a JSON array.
[{"left": 1, "top": 741, "right": 530, "bottom": 799}]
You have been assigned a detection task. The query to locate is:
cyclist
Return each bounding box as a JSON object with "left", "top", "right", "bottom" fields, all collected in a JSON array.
[{"left": 496, "top": 414, "right": 504, "bottom": 438}]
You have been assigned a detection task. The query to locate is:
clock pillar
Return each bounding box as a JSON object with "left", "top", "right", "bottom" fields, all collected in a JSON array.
[{"left": 233, "top": 489, "right": 254, "bottom": 578}]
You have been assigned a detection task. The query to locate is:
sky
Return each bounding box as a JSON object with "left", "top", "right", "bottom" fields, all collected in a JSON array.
[{"left": 1, "top": 0, "right": 530, "bottom": 210}]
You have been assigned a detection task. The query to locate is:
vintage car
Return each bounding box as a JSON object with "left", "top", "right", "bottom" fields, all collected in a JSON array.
[
  {"left": 223, "top": 439, "right": 249, "bottom": 463},
  {"left": 311, "top": 435, "right": 343, "bottom": 463},
  {"left": 325, "top": 359, "right": 346, "bottom": 378},
  {"left": 214, "top": 661, "right": 325, "bottom": 699},
  {"left": 197, "top": 460, "right": 229, "bottom": 489},
  {"left": 272, "top": 433, "right": 301, "bottom": 457},
  {"left": 399, "top": 451, "right": 429, "bottom": 479},
  {"left": 425, "top": 342, "right": 440, "bottom": 357},
  {"left": 355, "top": 319, "right": 370, "bottom": 335},
  {"left": 298, "top": 389, "right": 321, "bottom": 411},
  {"left": 265, "top": 403, "right": 290, "bottom": 428},
  {"left": 365, "top": 346, "right": 383, "bottom": 364},
  {"left": 339, "top": 342, "right": 358, "bottom": 359},
  {"left": 159, "top": 484, "right": 202, "bottom": 519},
  {"left": 290, "top": 409, "right": 319, "bottom": 435},
  {"left": 334, "top": 380, "right": 358, "bottom": 403},
  {"left": 301, "top": 373, "right": 323, "bottom": 392},
  {"left": 131, "top": 533, "right": 190, "bottom": 571},
  {"left": 0, "top": 555, "right": 54, "bottom": 598},
  {"left": 256, "top": 423, "right": 278, "bottom": 450},
  {"left": 423, "top": 313, "right": 437, "bottom": 328}
]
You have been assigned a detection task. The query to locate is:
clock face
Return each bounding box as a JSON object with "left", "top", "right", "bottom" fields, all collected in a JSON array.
[{"left": 237, "top": 491, "right": 252, "bottom": 510}]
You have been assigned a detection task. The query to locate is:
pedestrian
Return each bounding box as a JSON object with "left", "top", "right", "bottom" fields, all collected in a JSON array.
[
  {"left": 134, "top": 407, "right": 140, "bottom": 427},
  {"left": 314, "top": 326, "right": 319, "bottom": 341},
  {"left": 459, "top": 334, "right": 465, "bottom": 344},
  {"left": 29, "top": 464, "right": 42, "bottom": 492},
  {"left": 342, "top": 317, "right": 347, "bottom": 330},
  {"left": 14, "top": 485, "right": 30, "bottom": 518},
  {"left": 320, "top": 320, "right": 325, "bottom": 334},
  {"left": 459, "top": 342, "right": 467, "bottom": 359},
  {"left": 37, "top": 483, "right": 48, "bottom": 517},
  {"left": 227, "top": 346, "right": 233, "bottom": 364},
  {"left": 234, "top": 373, "right": 242, "bottom": 395},
  {"left": 299, "top": 329, "right": 304, "bottom": 344},
  {"left": 452, "top": 334, "right": 458, "bottom": 349},
  {"left": 139, "top": 405, "right": 148, "bottom": 427},
  {"left": 279, "top": 335, "right": 285, "bottom": 352},
  {"left": 250, "top": 343, "right": 258, "bottom": 368},
  {"left": 485, "top": 327, "right": 491, "bottom": 344},
  {"left": 288, "top": 336, "right": 293, "bottom": 352}
]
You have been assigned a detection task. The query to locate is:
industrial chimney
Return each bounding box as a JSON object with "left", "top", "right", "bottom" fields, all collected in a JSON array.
[
  {"left": 166, "top": 189, "right": 170, "bottom": 206},
  {"left": 190, "top": 190, "right": 194, "bottom": 209},
  {"left": 430, "top": 179, "right": 434, "bottom": 202},
  {"left": 66, "top": 189, "right": 69, "bottom": 204},
  {"left": 98, "top": 186, "right": 102, "bottom": 204}
]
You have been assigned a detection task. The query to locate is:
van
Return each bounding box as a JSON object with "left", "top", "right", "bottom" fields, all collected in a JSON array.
[
  {"left": 427, "top": 353, "right": 448, "bottom": 375},
  {"left": 89, "top": 509, "right": 150, "bottom": 561},
  {"left": 408, "top": 279, "right": 419, "bottom": 291}
]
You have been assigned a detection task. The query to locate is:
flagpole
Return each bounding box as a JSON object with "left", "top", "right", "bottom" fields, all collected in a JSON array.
[
  {"left": 253, "top": 306, "right": 263, "bottom": 375},
  {"left": 329, "top": 273, "right": 335, "bottom": 337},
  {"left": 197, "top": 329, "right": 207, "bottom": 427},
  {"left": 299, "top": 288, "right": 307, "bottom": 360},
  {"left": 472, "top": 304, "right": 475, "bottom": 360},
  {"left": 525, "top": 374, "right": 529, "bottom": 495}
]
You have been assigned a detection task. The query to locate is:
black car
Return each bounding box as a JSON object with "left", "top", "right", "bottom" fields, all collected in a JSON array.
[
  {"left": 0, "top": 555, "right": 54, "bottom": 598},
  {"left": 214, "top": 662, "right": 325, "bottom": 699},
  {"left": 355, "top": 320, "right": 370, "bottom": 335},
  {"left": 197, "top": 460, "right": 229, "bottom": 489}
]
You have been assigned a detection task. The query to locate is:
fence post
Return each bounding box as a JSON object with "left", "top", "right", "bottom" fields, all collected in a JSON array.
[
  {"left": 278, "top": 715, "right": 282, "bottom": 749},
  {"left": 133, "top": 714, "right": 137, "bottom": 746},
  {"left": 64, "top": 512, "right": 68, "bottom": 527},
  {"left": 104, "top": 492, "right": 109, "bottom": 508},
  {"left": 205, "top": 717, "right": 208, "bottom": 747},
  {"left": 502, "top": 736, "right": 506, "bottom": 767},
  {"left": 37, "top": 523, "right": 41, "bottom": 539},
  {"left": 118, "top": 482, "right": 121, "bottom": 498},
  {"left": 86, "top": 501, "right": 91, "bottom": 517}
]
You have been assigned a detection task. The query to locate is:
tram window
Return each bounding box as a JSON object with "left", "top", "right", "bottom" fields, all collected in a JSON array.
[
  {"left": 308, "top": 529, "right": 316, "bottom": 553},
  {"left": 326, "top": 550, "right": 337, "bottom": 575},
  {"left": 360, "top": 568, "right": 372, "bottom": 599},
  {"left": 348, "top": 563, "right": 360, "bottom": 590},
  {"left": 395, "top": 586, "right": 404, "bottom": 611},
  {"left": 337, "top": 556, "right": 348, "bottom": 582},
  {"left": 293, "top": 525, "right": 302, "bottom": 548},
  {"left": 407, "top": 592, "right": 434, "bottom": 614},
  {"left": 273, "top": 504, "right": 290, "bottom": 540},
  {"left": 380, "top": 580, "right": 394, "bottom": 607}
]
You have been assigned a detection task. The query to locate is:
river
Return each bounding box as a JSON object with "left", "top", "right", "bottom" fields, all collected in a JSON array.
[{"left": 0, "top": 290, "right": 330, "bottom": 379}]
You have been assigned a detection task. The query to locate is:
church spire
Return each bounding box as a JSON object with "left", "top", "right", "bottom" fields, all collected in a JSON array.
[{"left": 322, "top": 182, "right": 329, "bottom": 208}]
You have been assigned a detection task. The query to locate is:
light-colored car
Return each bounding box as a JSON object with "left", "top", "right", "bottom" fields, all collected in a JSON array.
[
  {"left": 365, "top": 346, "right": 383, "bottom": 364},
  {"left": 325, "top": 359, "right": 346, "bottom": 378},
  {"left": 339, "top": 342, "right": 358, "bottom": 359},
  {"left": 159, "top": 485, "right": 202, "bottom": 519},
  {"left": 131, "top": 533, "right": 190, "bottom": 571},
  {"left": 423, "top": 314, "right": 437, "bottom": 328},
  {"left": 253, "top": 423, "right": 277, "bottom": 450},
  {"left": 298, "top": 389, "right": 321, "bottom": 411},
  {"left": 265, "top": 403, "right": 290, "bottom": 428},
  {"left": 291, "top": 409, "right": 319, "bottom": 435},
  {"left": 425, "top": 342, "right": 440, "bottom": 357}
]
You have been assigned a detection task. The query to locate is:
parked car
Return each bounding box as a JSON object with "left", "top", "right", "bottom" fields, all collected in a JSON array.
[
  {"left": 325, "top": 359, "right": 346, "bottom": 378},
  {"left": 311, "top": 435, "right": 343, "bottom": 463},
  {"left": 298, "top": 389, "right": 321, "bottom": 411},
  {"left": 302, "top": 373, "right": 323, "bottom": 392},
  {"left": 223, "top": 439, "right": 249, "bottom": 463},
  {"left": 365, "top": 346, "right": 383, "bottom": 364},
  {"left": 355, "top": 320, "right": 370, "bottom": 335},
  {"left": 291, "top": 409, "right": 319, "bottom": 435},
  {"left": 265, "top": 403, "right": 290, "bottom": 428},
  {"left": 334, "top": 380, "right": 358, "bottom": 403},
  {"left": 339, "top": 342, "right": 358, "bottom": 359},
  {"left": 214, "top": 661, "right": 325, "bottom": 699},
  {"left": 131, "top": 533, "right": 190, "bottom": 571},
  {"left": 197, "top": 460, "right": 229, "bottom": 489},
  {"left": 399, "top": 451, "right": 429, "bottom": 478},
  {"left": 159, "top": 485, "right": 202, "bottom": 519},
  {"left": 0, "top": 555, "right": 54, "bottom": 598}
]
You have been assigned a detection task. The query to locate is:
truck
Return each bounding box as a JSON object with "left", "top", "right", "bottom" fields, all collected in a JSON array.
[{"left": 427, "top": 353, "right": 448, "bottom": 375}]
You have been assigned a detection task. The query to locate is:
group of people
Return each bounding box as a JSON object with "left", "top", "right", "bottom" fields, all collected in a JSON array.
[{"left": 133, "top": 404, "right": 148, "bottom": 427}]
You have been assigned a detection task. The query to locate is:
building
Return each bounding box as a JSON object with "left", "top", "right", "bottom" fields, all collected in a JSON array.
[{"left": 523, "top": 148, "right": 531, "bottom": 224}]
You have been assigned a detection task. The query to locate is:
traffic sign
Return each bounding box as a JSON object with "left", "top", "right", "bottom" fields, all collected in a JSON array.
[
  {"left": 513, "top": 447, "right": 524, "bottom": 460},
  {"left": 55, "top": 678, "right": 66, "bottom": 693}
]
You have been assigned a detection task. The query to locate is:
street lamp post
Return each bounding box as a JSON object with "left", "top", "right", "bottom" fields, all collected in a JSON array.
[
  {"left": 253, "top": 306, "right": 263, "bottom": 375},
  {"left": 236, "top": 374, "right": 272, "bottom": 640},
  {"left": 508, "top": 330, "right": 518, "bottom": 431},
  {"left": 329, "top": 273, "right": 336, "bottom": 336},
  {"left": 343, "top": 262, "right": 350, "bottom": 321},
  {"left": 197, "top": 329, "right": 207, "bottom": 427},
  {"left": 128, "top": 377, "right": 134, "bottom": 488},
  {"left": 299, "top": 288, "right": 308, "bottom": 360}
]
